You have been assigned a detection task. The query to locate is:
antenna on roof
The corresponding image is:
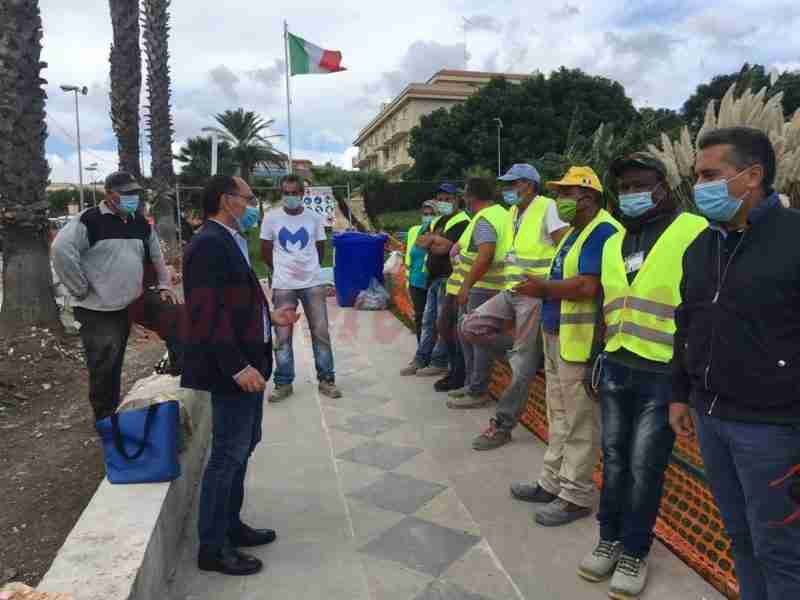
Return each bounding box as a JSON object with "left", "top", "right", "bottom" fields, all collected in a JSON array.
[{"left": 461, "top": 17, "right": 474, "bottom": 70}]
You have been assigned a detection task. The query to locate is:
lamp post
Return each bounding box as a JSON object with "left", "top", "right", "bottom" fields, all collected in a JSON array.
[
  {"left": 493, "top": 117, "right": 503, "bottom": 176},
  {"left": 201, "top": 127, "right": 220, "bottom": 175},
  {"left": 85, "top": 162, "right": 99, "bottom": 206},
  {"left": 60, "top": 85, "right": 89, "bottom": 210}
]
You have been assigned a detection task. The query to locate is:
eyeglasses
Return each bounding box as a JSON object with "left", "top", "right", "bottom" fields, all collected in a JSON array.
[{"left": 226, "top": 192, "right": 257, "bottom": 204}]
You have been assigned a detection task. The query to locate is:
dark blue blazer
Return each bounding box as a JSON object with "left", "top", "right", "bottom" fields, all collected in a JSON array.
[{"left": 181, "top": 220, "right": 272, "bottom": 394}]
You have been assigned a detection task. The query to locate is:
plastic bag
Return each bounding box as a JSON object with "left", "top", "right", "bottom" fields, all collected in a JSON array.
[
  {"left": 383, "top": 251, "right": 404, "bottom": 276},
  {"left": 354, "top": 277, "right": 390, "bottom": 311}
]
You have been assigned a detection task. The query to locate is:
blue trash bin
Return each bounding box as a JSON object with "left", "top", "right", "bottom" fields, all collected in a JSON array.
[{"left": 332, "top": 232, "right": 388, "bottom": 307}]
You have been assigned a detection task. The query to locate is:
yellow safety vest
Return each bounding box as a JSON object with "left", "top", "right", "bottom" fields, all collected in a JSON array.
[
  {"left": 504, "top": 196, "right": 559, "bottom": 289},
  {"left": 404, "top": 224, "right": 423, "bottom": 267},
  {"left": 431, "top": 211, "right": 470, "bottom": 233},
  {"left": 601, "top": 213, "right": 707, "bottom": 363},
  {"left": 555, "top": 208, "right": 623, "bottom": 362},
  {"left": 447, "top": 204, "right": 511, "bottom": 293}
]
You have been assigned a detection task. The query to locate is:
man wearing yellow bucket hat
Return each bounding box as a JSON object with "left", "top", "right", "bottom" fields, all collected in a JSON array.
[{"left": 508, "top": 166, "right": 623, "bottom": 527}]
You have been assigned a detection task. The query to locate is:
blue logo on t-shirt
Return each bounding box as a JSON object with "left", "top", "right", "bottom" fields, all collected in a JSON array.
[{"left": 278, "top": 226, "right": 310, "bottom": 251}]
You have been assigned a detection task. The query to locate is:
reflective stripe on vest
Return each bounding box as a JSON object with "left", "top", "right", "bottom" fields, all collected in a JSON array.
[
  {"left": 503, "top": 196, "right": 558, "bottom": 287},
  {"left": 454, "top": 204, "right": 511, "bottom": 291},
  {"left": 556, "top": 208, "right": 623, "bottom": 362},
  {"left": 446, "top": 215, "right": 476, "bottom": 295},
  {"left": 601, "top": 212, "right": 707, "bottom": 363}
]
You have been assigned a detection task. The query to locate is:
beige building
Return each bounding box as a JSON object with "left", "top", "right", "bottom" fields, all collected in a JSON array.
[{"left": 352, "top": 69, "right": 528, "bottom": 180}]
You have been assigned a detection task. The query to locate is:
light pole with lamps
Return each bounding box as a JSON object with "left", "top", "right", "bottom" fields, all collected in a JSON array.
[
  {"left": 85, "top": 162, "right": 99, "bottom": 207},
  {"left": 60, "top": 84, "right": 89, "bottom": 210},
  {"left": 492, "top": 117, "right": 503, "bottom": 176},
  {"left": 200, "top": 127, "right": 220, "bottom": 175}
]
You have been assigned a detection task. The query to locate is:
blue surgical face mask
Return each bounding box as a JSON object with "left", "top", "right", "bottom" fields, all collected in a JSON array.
[
  {"left": 503, "top": 190, "right": 523, "bottom": 206},
  {"left": 618, "top": 191, "right": 655, "bottom": 218},
  {"left": 119, "top": 194, "right": 140, "bottom": 214},
  {"left": 693, "top": 169, "right": 750, "bottom": 223},
  {"left": 283, "top": 195, "right": 303, "bottom": 210},
  {"left": 236, "top": 206, "right": 261, "bottom": 231}
]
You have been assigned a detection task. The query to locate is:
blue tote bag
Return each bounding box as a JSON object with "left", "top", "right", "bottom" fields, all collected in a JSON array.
[{"left": 97, "top": 400, "right": 181, "bottom": 484}]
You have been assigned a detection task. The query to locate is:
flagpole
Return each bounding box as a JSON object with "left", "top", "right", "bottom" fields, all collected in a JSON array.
[{"left": 283, "top": 20, "right": 294, "bottom": 175}]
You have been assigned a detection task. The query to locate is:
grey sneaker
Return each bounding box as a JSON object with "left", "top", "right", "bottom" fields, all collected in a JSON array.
[
  {"left": 578, "top": 540, "right": 622, "bottom": 582},
  {"left": 510, "top": 482, "right": 558, "bottom": 503},
  {"left": 269, "top": 384, "right": 294, "bottom": 403},
  {"left": 609, "top": 554, "right": 648, "bottom": 599},
  {"left": 447, "top": 387, "right": 467, "bottom": 398},
  {"left": 534, "top": 498, "right": 592, "bottom": 527},
  {"left": 472, "top": 419, "right": 512, "bottom": 450},
  {"left": 446, "top": 393, "right": 491, "bottom": 409},
  {"left": 400, "top": 360, "right": 421, "bottom": 376},
  {"left": 416, "top": 366, "right": 449, "bottom": 377},
  {"left": 319, "top": 381, "right": 343, "bottom": 399}
]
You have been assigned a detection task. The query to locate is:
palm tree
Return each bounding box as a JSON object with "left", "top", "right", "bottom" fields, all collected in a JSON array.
[
  {"left": 174, "top": 136, "right": 235, "bottom": 183},
  {"left": 108, "top": 0, "right": 142, "bottom": 177},
  {"left": 0, "top": 0, "right": 61, "bottom": 333},
  {"left": 205, "top": 109, "right": 285, "bottom": 183},
  {"left": 142, "top": 0, "right": 177, "bottom": 256}
]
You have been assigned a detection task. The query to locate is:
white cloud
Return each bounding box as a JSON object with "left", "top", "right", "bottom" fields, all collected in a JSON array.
[{"left": 36, "top": 0, "right": 800, "bottom": 183}]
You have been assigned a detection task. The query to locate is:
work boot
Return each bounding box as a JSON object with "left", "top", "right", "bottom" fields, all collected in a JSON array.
[
  {"left": 416, "top": 365, "right": 449, "bottom": 377},
  {"left": 509, "top": 482, "right": 557, "bottom": 503},
  {"left": 269, "top": 384, "right": 294, "bottom": 403},
  {"left": 472, "top": 418, "right": 512, "bottom": 450},
  {"left": 609, "top": 554, "right": 648, "bottom": 599},
  {"left": 534, "top": 498, "right": 592, "bottom": 527},
  {"left": 400, "top": 360, "right": 422, "bottom": 376},
  {"left": 319, "top": 381, "right": 343, "bottom": 399},
  {"left": 578, "top": 540, "right": 622, "bottom": 582},
  {"left": 434, "top": 375, "right": 464, "bottom": 392},
  {"left": 446, "top": 392, "right": 491, "bottom": 409}
]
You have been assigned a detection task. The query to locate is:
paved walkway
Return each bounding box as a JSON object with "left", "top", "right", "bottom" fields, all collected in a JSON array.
[{"left": 168, "top": 301, "right": 723, "bottom": 600}]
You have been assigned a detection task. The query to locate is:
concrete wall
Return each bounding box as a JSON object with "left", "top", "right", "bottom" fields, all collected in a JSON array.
[{"left": 37, "top": 376, "right": 212, "bottom": 600}]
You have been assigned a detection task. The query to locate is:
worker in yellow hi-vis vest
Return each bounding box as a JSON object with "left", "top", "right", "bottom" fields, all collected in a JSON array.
[
  {"left": 507, "top": 166, "right": 623, "bottom": 528},
  {"left": 577, "top": 154, "right": 706, "bottom": 598},
  {"left": 445, "top": 177, "right": 510, "bottom": 409},
  {"left": 461, "top": 164, "right": 569, "bottom": 450}
]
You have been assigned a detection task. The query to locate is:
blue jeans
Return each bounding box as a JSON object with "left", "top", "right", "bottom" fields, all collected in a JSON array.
[
  {"left": 198, "top": 391, "right": 263, "bottom": 552},
  {"left": 273, "top": 286, "right": 335, "bottom": 385},
  {"left": 597, "top": 358, "right": 675, "bottom": 558},
  {"left": 694, "top": 410, "right": 800, "bottom": 600},
  {"left": 414, "top": 278, "right": 448, "bottom": 368}
]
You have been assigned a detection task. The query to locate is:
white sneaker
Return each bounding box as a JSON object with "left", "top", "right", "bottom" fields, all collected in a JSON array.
[
  {"left": 447, "top": 387, "right": 467, "bottom": 398},
  {"left": 416, "top": 366, "right": 449, "bottom": 377},
  {"left": 577, "top": 540, "right": 622, "bottom": 582},
  {"left": 609, "top": 553, "right": 648, "bottom": 599}
]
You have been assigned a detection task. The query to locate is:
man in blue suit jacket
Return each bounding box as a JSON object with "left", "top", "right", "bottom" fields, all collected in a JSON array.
[{"left": 182, "top": 175, "right": 298, "bottom": 576}]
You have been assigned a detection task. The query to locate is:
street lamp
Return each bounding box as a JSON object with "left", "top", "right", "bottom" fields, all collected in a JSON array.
[
  {"left": 493, "top": 117, "right": 503, "bottom": 176},
  {"left": 85, "top": 162, "right": 99, "bottom": 207},
  {"left": 60, "top": 85, "right": 89, "bottom": 210},
  {"left": 201, "top": 127, "right": 220, "bottom": 175}
]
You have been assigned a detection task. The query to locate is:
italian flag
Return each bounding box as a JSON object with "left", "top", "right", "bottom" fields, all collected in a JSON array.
[{"left": 287, "top": 32, "right": 346, "bottom": 75}]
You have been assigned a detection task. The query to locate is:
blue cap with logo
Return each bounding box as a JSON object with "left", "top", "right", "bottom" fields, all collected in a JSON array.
[
  {"left": 438, "top": 183, "right": 458, "bottom": 194},
  {"left": 498, "top": 163, "right": 541, "bottom": 184}
]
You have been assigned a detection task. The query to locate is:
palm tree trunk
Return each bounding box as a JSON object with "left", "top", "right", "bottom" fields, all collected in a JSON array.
[
  {"left": 109, "top": 0, "right": 142, "bottom": 177},
  {"left": 0, "top": 0, "right": 61, "bottom": 334},
  {"left": 142, "top": 0, "right": 177, "bottom": 259}
]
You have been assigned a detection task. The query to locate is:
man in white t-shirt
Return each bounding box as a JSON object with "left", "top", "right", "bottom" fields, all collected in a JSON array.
[
  {"left": 459, "top": 163, "right": 569, "bottom": 450},
  {"left": 260, "top": 174, "right": 342, "bottom": 402}
]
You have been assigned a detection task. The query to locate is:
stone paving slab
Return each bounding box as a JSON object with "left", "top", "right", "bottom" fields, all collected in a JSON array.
[{"left": 167, "top": 302, "right": 724, "bottom": 600}]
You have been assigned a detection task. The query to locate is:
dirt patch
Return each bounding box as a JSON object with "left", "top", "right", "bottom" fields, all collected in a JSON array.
[{"left": 0, "top": 324, "right": 168, "bottom": 586}]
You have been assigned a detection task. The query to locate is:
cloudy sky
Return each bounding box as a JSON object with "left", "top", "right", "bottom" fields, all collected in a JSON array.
[{"left": 40, "top": 0, "right": 800, "bottom": 183}]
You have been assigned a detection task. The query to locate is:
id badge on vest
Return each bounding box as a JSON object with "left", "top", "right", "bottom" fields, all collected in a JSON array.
[
  {"left": 505, "top": 251, "right": 517, "bottom": 265},
  {"left": 624, "top": 251, "right": 644, "bottom": 274}
]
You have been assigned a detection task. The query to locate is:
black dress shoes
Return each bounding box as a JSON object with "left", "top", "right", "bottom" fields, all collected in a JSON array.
[
  {"left": 198, "top": 546, "right": 263, "bottom": 576},
  {"left": 230, "top": 523, "right": 278, "bottom": 548}
]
